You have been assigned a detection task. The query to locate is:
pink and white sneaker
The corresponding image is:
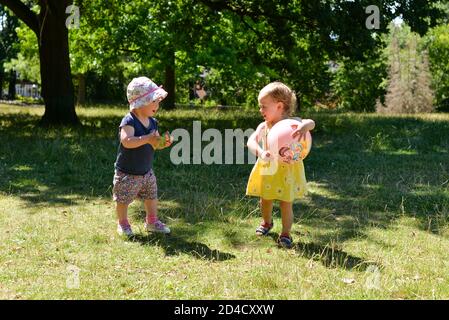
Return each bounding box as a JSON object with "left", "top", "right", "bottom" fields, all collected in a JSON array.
[
  {"left": 144, "top": 220, "right": 171, "bottom": 234},
  {"left": 117, "top": 223, "right": 134, "bottom": 237}
]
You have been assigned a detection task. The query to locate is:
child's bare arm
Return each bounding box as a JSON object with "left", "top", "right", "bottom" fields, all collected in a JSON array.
[
  {"left": 291, "top": 117, "right": 315, "bottom": 131},
  {"left": 247, "top": 131, "right": 263, "bottom": 157},
  {"left": 246, "top": 123, "right": 265, "bottom": 157},
  {"left": 301, "top": 119, "right": 315, "bottom": 131},
  {"left": 291, "top": 119, "right": 315, "bottom": 140},
  {"left": 120, "top": 125, "right": 160, "bottom": 149}
]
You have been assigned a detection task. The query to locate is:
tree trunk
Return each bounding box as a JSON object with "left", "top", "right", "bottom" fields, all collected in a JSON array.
[
  {"left": 77, "top": 73, "right": 86, "bottom": 105},
  {"left": 0, "top": 68, "right": 4, "bottom": 100},
  {"left": 162, "top": 48, "right": 175, "bottom": 110},
  {"left": 38, "top": 0, "right": 79, "bottom": 125},
  {"left": 8, "top": 69, "right": 16, "bottom": 100}
]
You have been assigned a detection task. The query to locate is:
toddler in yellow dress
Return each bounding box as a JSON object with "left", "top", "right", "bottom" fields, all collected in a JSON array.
[{"left": 246, "top": 82, "right": 315, "bottom": 248}]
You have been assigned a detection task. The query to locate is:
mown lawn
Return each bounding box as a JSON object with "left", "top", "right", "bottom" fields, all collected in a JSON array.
[{"left": 0, "top": 104, "right": 448, "bottom": 299}]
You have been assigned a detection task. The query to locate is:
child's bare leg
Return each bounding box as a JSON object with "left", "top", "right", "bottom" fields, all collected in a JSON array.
[
  {"left": 260, "top": 198, "right": 273, "bottom": 224},
  {"left": 116, "top": 202, "right": 129, "bottom": 224},
  {"left": 144, "top": 199, "right": 158, "bottom": 223},
  {"left": 144, "top": 198, "right": 170, "bottom": 233},
  {"left": 279, "top": 201, "right": 293, "bottom": 236}
]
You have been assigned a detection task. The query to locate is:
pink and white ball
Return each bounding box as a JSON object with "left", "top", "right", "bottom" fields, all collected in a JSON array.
[{"left": 267, "top": 119, "right": 312, "bottom": 162}]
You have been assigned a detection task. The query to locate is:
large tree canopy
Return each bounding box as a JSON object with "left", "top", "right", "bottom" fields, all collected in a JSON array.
[{"left": 1, "top": 0, "right": 447, "bottom": 123}]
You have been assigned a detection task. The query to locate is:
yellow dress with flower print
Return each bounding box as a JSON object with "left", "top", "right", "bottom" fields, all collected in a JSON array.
[{"left": 246, "top": 121, "right": 307, "bottom": 202}]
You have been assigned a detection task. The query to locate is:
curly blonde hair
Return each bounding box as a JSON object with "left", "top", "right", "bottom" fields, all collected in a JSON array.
[{"left": 258, "top": 81, "right": 297, "bottom": 116}]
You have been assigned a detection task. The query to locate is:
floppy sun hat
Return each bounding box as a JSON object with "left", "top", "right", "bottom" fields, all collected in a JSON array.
[{"left": 127, "top": 76, "right": 168, "bottom": 110}]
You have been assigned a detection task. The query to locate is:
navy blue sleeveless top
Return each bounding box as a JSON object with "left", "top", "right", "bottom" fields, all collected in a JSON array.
[{"left": 114, "top": 113, "right": 158, "bottom": 175}]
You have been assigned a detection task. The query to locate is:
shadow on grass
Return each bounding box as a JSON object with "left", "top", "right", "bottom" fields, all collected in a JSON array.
[
  {"left": 130, "top": 233, "right": 236, "bottom": 262},
  {"left": 295, "top": 241, "right": 380, "bottom": 271},
  {"left": 269, "top": 232, "right": 379, "bottom": 271}
]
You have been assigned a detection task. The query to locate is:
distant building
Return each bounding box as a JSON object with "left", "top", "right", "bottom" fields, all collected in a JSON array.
[{"left": 15, "top": 82, "right": 41, "bottom": 99}]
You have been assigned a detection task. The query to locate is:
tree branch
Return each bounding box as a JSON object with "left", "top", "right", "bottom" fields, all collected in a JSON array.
[
  {"left": 238, "top": 15, "right": 263, "bottom": 39},
  {"left": 0, "top": 0, "right": 38, "bottom": 34}
]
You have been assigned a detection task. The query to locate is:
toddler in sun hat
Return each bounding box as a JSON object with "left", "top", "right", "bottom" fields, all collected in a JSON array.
[
  {"left": 127, "top": 76, "right": 168, "bottom": 110},
  {"left": 112, "top": 76, "right": 173, "bottom": 237}
]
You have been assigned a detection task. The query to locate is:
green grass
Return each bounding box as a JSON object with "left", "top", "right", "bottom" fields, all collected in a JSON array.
[{"left": 0, "top": 104, "right": 448, "bottom": 299}]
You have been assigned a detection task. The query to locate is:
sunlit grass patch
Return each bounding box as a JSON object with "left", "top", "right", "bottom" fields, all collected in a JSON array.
[{"left": 1, "top": 104, "right": 449, "bottom": 299}]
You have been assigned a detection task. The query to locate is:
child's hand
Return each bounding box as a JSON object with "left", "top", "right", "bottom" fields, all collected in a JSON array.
[
  {"left": 146, "top": 131, "right": 161, "bottom": 148},
  {"left": 161, "top": 131, "right": 174, "bottom": 148},
  {"left": 146, "top": 131, "right": 173, "bottom": 149},
  {"left": 260, "top": 150, "right": 273, "bottom": 161},
  {"left": 291, "top": 123, "right": 308, "bottom": 141}
]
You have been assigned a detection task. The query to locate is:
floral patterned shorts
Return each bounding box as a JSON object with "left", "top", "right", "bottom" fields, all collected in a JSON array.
[{"left": 112, "top": 169, "right": 158, "bottom": 204}]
